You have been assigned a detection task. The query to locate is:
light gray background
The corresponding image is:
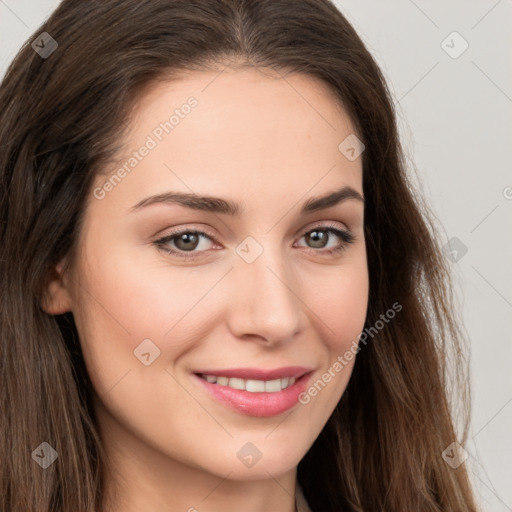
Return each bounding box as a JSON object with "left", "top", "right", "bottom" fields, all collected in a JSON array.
[{"left": 1, "top": 1, "right": 510, "bottom": 510}]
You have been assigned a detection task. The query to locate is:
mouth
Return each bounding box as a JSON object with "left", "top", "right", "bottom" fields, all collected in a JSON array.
[{"left": 191, "top": 366, "right": 313, "bottom": 417}]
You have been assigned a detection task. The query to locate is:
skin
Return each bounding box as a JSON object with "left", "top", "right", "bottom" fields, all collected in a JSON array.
[{"left": 43, "top": 65, "right": 369, "bottom": 512}]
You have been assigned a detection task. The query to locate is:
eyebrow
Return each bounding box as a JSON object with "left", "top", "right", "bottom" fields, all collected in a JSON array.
[{"left": 129, "top": 185, "right": 364, "bottom": 216}]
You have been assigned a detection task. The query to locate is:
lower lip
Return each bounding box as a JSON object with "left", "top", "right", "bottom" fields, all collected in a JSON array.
[{"left": 192, "top": 372, "right": 313, "bottom": 417}]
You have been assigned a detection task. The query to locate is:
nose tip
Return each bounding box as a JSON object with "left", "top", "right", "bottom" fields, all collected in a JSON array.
[{"left": 226, "top": 254, "right": 304, "bottom": 346}]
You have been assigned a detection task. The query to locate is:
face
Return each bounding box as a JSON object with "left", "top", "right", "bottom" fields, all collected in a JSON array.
[{"left": 45, "top": 66, "right": 368, "bottom": 488}]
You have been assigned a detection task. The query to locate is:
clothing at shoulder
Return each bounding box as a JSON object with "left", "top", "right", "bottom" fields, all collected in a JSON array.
[{"left": 296, "top": 483, "right": 313, "bottom": 512}]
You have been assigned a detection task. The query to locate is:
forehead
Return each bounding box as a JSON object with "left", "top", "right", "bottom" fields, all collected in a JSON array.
[
  {"left": 90, "top": 67, "right": 363, "bottom": 218},
  {"left": 133, "top": 65, "right": 350, "bottom": 127},
  {"left": 121, "top": 66, "right": 356, "bottom": 157}
]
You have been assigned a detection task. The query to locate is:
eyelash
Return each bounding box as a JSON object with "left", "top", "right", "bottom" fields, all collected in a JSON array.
[{"left": 154, "top": 223, "right": 356, "bottom": 260}]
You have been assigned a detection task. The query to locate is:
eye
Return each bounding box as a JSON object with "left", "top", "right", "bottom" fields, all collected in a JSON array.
[
  {"left": 295, "top": 224, "right": 355, "bottom": 255},
  {"left": 154, "top": 223, "right": 355, "bottom": 259},
  {"left": 154, "top": 229, "right": 217, "bottom": 259}
]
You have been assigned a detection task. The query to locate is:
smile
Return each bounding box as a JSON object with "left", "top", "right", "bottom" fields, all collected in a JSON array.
[{"left": 192, "top": 367, "right": 314, "bottom": 417}]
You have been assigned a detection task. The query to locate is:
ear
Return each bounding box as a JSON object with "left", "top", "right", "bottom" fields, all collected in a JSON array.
[{"left": 41, "top": 260, "right": 73, "bottom": 315}]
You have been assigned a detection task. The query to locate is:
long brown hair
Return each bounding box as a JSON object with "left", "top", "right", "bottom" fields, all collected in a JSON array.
[{"left": 0, "top": 1, "right": 477, "bottom": 510}]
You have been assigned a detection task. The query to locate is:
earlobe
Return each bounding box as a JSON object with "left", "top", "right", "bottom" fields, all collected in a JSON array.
[{"left": 41, "top": 261, "right": 73, "bottom": 315}]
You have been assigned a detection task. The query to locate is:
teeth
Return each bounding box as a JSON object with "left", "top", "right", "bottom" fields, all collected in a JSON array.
[
  {"left": 264, "top": 379, "right": 281, "bottom": 392},
  {"left": 246, "top": 379, "right": 265, "bottom": 392},
  {"left": 200, "top": 374, "right": 298, "bottom": 392},
  {"left": 227, "top": 377, "right": 245, "bottom": 390}
]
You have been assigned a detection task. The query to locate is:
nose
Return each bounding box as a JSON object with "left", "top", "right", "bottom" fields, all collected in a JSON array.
[{"left": 225, "top": 244, "right": 305, "bottom": 347}]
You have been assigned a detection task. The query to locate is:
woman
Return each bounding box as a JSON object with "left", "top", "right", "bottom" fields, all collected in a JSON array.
[{"left": 0, "top": 0, "right": 478, "bottom": 510}]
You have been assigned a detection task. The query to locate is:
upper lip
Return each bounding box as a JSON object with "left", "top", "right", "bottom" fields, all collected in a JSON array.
[{"left": 193, "top": 366, "right": 312, "bottom": 381}]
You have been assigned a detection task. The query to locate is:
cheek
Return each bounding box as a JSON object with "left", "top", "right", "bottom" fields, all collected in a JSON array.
[
  {"left": 297, "top": 258, "right": 368, "bottom": 411},
  {"left": 70, "top": 245, "right": 211, "bottom": 396},
  {"left": 76, "top": 240, "right": 217, "bottom": 336},
  {"left": 308, "top": 257, "right": 369, "bottom": 352},
  {"left": 71, "top": 249, "right": 214, "bottom": 459}
]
